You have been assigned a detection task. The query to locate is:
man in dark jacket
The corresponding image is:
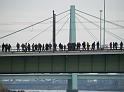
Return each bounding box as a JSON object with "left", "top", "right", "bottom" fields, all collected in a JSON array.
[{"left": 2, "top": 43, "right": 5, "bottom": 52}]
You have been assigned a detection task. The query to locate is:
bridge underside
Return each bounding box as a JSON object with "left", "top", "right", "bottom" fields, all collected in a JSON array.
[{"left": 0, "top": 54, "right": 124, "bottom": 73}]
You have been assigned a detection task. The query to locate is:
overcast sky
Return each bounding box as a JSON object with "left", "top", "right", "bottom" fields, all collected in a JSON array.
[{"left": 0, "top": 0, "right": 124, "bottom": 46}]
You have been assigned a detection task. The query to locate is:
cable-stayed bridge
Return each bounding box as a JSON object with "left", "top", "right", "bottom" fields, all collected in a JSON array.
[{"left": 0, "top": 5, "right": 124, "bottom": 92}]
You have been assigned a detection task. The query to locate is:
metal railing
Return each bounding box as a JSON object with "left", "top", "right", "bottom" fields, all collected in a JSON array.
[{"left": 0, "top": 45, "right": 124, "bottom": 54}]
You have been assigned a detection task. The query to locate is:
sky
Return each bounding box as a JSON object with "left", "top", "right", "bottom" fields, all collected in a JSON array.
[{"left": 0, "top": 0, "right": 124, "bottom": 46}]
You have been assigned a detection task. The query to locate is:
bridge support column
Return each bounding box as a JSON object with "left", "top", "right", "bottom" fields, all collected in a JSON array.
[
  {"left": 69, "top": 5, "right": 76, "bottom": 43},
  {"left": 67, "top": 73, "right": 78, "bottom": 92}
]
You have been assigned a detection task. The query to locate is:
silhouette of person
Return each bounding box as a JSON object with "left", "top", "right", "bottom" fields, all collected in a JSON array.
[
  {"left": 42, "top": 44, "right": 45, "bottom": 51},
  {"left": 21, "top": 43, "right": 25, "bottom": 52},
  {"left": 32, "top": 43, "right": 35, "bottom": 51},
  {"left": 120, "top": 41, "right": 123, "bottom": 50},
  {"left": 77, "top": 42, "right": 81, "bottom": 50},
  {"left": 113, "top": 42, "right": 115, "bottom": 50},
  {"left": 49, "top": 43, "right": 52, "bottom": 51},
  {"left": 72, "top": 43, "right": 76, "bottom": 51},
  {"left": 16, "top": 43, "right": 20, "bottom": 52},
  {"left": 115, "top": 42, "right": 118, "bottom": 50},
  {"left": 59, "top": 43, "right": 63, "bottom": 51},
  {"left": 2, "top": 43, "right": 5, "bottom": 52},
  {"left": 92, "top": 42, "right": 95, "bottom": 50},
  {"left": 53, "top": 43, "right": 57, "bottom": 51},
  {"left": 82, "top": 42, "right": 86, "bottom": 50},
  {"left": 38, "top": 43, "right": 42, "bottom": 52},
  {"left": 87, "top": 42, "right": 90, "bottom": 50},
  {"left": 110, "top": 42, "right": 112, "bottom": 50},
  {"left": 35, "top": 44, "right": 38, "bottom": 51},
  {"left": 28, "top": 43, "right": 30, "bottom": 52},
  {"left": 67, "top": 43, "right": 70, "bottom": 51},
  {"left": 8, "top": 44, "right": 11, "bottom": 52},
  {"left": 45, "top": 43, "right": 49, "bottom": 51},
  {"left": 25, "top": 43, "right": 27, "bottom": 52},
  {"left": 96, "top": 41, "right": 99, "bottom": 50},
  {"left": 4, "top": 44, "right": 7, "bottom": 52},
  {"left": 64, "top": 44, "right": 66, "bottom": 51}
]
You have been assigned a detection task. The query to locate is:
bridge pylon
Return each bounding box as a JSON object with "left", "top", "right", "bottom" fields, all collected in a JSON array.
[
  {"left": 68, "top": 5, "right": 78, "bottom": 92},
  {"left": 69, "top": 5, "right": 76, "bottom": 43}
]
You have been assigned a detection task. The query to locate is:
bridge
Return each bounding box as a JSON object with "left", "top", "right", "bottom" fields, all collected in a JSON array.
[
  {"left": 0, "top": 50, "right": 124, "bottom": 73},
  {"left": 0, "top": 5, "right": 124, "bottom": 92}
]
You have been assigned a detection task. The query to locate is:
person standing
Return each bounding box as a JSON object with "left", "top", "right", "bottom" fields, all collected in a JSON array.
[
  {"left": 120, "top": 41, "right": 123, "bottom": 50},
  {"left": 38, "top": 43, "right": 42, "bottom": 52},
  {"left": 42, "top": 44, "right": 45, "bottom": 51},
  {"left": 113, "top": 42, "right": 115, "bottom": 50},
  {"left": 2, "top": 43, "right": 5, "bottom": 52},
  {"left": 92, "top": 42, "right": 95, "bottom": 50},
  {"left": 8, "top": 44, "right": 11, "bottom": 52},
  {"left": 87, "top": 42, "right": 90, "bottom": 51},
  {"left": 49, "top": 43, "right": 52, "bottom": 51},
  {"left": 25, "top": 43, "right": 28, "bottom": 52},
  {"left": 110, "top": 42, "right": 112, "bottom": 50},
  {"left": 82, "top": 42, "right": 86, "bottom": 50},
  {"left": 96, "top": 41, "right": 99, "bottom": 50},
  {"left": 28, "top": 43, "right": 30, "bottom": 52},
  {"left": 77, "top": 42, "right": 81, "bottom": 50},
  {"left": 32, "top": 43, "right": 35, "bottom": 51},
  {"left": 115, "top": 42, "right": 118, "bottom": 50},
  {"left": 35, "top": 44, "right": 38, "bottom": 51},
  {"left": 64, "top": 44, "right": 66, "bottom": 51},
  {"left": 21, "top": 43, "right": 24, "bottom": 52},
  {"left": 5, "top": 44, "right": 8, "bottom": 52},
  {"left": 16, "top": 43, "right": 20, "bottom": 52}
]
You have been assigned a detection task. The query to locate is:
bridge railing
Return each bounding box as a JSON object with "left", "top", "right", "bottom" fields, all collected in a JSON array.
[{"left": 0, "top": 45, "right": 123, "bottom": 53}]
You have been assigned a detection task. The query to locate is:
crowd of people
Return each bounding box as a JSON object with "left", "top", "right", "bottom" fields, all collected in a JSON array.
[
  {"left": 1, "top": 41, "right": 123, "bottom": 52},
  {"left": 1, "top": 43, "right": 11, "bottom": 52}
]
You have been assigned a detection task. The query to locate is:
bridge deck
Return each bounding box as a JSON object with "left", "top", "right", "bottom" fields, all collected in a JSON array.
[{"left": 0, "top": 50, "right": 124, "bottom": 57}]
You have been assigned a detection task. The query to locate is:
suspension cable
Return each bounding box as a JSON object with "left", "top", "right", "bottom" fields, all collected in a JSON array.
[
  {"left": 56, "top": 13, "right": 69, "bottom": 24},
  {"left": 26, "top": 25, "right": 52, "bottom": 43},
  {"left": 56, "top": 17, "right": 70, "bottom": 36},
  {"left": 106, "top": 31, "right": 124, "bottom": 41},
  {"left": 76, "top": 13, "right": 124, "bottom": 41},
  {"left": 0, "top": 10, "right": 69, "bottom": 40},
  {"left": 56, "top": 10, "right": 69, "bottom": 17},
  {"left": 0, "top": 17, "right": 52, "bottom": 40},
  {"left": 76, "top": 9, "right": 124, "bottom": 29},
  {"left": 76, "top": 15, "right": 98, "bottom": 41},
  {"left": 76, "top": 13, "right": 100, "bottom": 28},
  {"left": 26, "top": 13, "right": 70, "bottom": 43}
]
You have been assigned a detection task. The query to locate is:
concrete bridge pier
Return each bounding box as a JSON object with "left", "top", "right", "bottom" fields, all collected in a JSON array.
[{"left": 67, "top": 73, "right": 78, "bottom": 92}]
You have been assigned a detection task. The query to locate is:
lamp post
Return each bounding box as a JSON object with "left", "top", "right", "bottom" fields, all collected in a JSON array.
[
  {"left": 103, "top": 0, "right": 106, "bottom": 48},
  {"left": 100, "top": 10, "right": 102, "bottom": 48}
]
